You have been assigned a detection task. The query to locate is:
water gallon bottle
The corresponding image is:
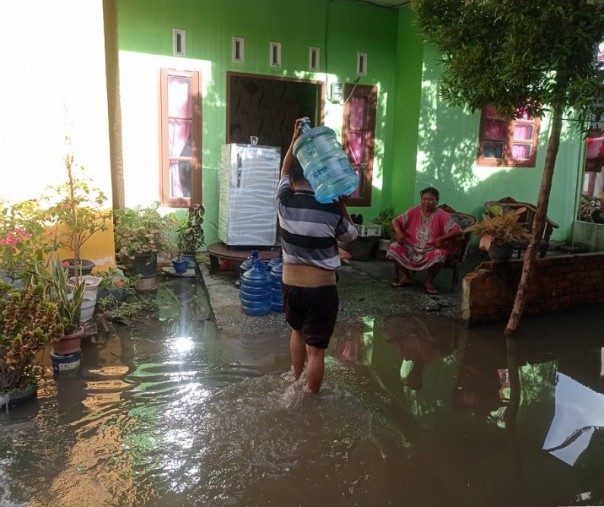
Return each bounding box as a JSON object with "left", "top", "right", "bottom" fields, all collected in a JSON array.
[
  {"left": 240, "top": 257, "right": 272, "bottom": 316},
  {"left": 239, "top": 250, "right": 259, "bottom": 280},
  {"left": 269, "top": 252, "right": 284, "bottom": 312},
  {"left": 267, "top": 248, "right": 282, "bottom": 273},
  {"left": 293, "top": 118, "right": 359, "bottom": 204}
]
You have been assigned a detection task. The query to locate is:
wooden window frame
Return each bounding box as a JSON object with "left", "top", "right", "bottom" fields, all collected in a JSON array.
[
  {"left": 159, "top": 68, "right": 202, "bottom": 208},
  {"left": 477, "top": 107, "right": 540, "bottom": 167},
  {"left": 342, "top": 84, "right": 377, "bottom": 207}
]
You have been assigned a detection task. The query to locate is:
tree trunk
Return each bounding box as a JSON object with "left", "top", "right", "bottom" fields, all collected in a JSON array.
[{"left": 504, "top": 107, "right": 563, "bottom": 334}]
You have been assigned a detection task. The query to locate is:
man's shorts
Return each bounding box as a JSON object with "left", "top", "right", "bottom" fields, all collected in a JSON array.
[{"left": 282, "top": 284, "right": 339, "bottom": 349}]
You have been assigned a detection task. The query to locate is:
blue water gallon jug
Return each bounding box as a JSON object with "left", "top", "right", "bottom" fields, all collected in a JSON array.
[
  {"left": 240, "top": 257, "right": 272, "bottom": 316},
  {"left": 269, "top": 252, "right": 284, "bottom": 312},
  {"left": 293, "top": 118, "right": 359, "bottom": 204},
  {"left": 239, "top": 250, "right": 259, "bottom": 280},
  {"left": 267, "top": 249, "right": 282, "bottom": 274}
]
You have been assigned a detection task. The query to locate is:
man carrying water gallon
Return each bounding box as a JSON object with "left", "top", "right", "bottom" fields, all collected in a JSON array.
[{"left": 277, "top": 117, "right": 359, "bottom": 393}]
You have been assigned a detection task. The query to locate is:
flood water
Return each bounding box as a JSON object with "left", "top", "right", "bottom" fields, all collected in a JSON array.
[{"left": 1, "top": 277, "right": 604, "bottom": 506}]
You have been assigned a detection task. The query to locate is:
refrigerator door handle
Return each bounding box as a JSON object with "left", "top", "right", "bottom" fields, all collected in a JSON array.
[{"left": 237, "top": 154, "right": 242, "bottom": 188}]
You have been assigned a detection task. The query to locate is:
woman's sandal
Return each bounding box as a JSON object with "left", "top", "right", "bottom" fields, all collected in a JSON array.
[{"left": 423, "top": 284, "right": 438, "bottom": 295}]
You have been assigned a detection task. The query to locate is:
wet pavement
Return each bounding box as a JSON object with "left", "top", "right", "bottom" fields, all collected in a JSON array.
[{"left": 1, "top": 255, "right": 604, "bottom": 507}]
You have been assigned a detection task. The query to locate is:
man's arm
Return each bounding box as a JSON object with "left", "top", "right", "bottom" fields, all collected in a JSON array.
[{"left": 280, "top": 117, "right": 306, "bottom": 177}]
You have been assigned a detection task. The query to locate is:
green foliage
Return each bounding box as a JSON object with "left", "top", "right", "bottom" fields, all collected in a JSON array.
[
  {"left": 41, "top": 151, "right": 112, "bottom": 264},
  {"left": 372, "top": 207, "right": 396, "bottom": 240},
  {"left": 167, "top": 205, "right": 205, "bottom": 260},
  {"left": 27, "top": 259, "right": 86, "bottom": 334},
  {"left": 0, "top": 281, "right": 64, "bottom": 391},
  {"left": 410, "top": 0, "right": 604, "bottom": 121},
  {"left": 113, "top": 203, "right": 171, "bottom": 260},
  {"left": 465, "top": 205, "right": 531, "bottom": 250},
  {"left": 0, "top": 199, "right": 55, "bottom": 282}
]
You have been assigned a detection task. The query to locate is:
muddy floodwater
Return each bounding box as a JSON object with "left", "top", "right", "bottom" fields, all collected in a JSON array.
[{"left": 1, "top": 277, "right": 604, "bottom": 507}]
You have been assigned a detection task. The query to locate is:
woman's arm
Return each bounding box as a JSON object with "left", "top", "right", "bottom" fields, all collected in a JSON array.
[{"left": 392, "top": 215, "right": 405, "bottom": 244}]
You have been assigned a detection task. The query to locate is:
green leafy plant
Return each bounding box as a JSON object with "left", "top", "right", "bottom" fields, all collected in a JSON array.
[
  {"left": 465, "top": 205, "right": 531, "bottom": 252},
  {"left": 167, "top": 205, "right": 205, "bottom": 261},
  {"left": 113, "top": 203, "right": 171, "bottom": 260},
  {"left": 27, "top": 259, "right": 86, "bottom": 335},
  {"left": 41, "top": 148, "right": 112, "bottom": 272},
  {"left": 0, "top": 199, "right": 56, "bottom": 282},
  {"left": 372, "top": 207, "right": 395, "bottom": 240},
  {"left": 0, "top": 281, "right": 64, "bottom": 392}
]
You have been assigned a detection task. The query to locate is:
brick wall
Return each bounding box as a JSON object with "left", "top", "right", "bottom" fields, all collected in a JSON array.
[{"left": 461, "top": 253, "right": 604, "bottom": 325}]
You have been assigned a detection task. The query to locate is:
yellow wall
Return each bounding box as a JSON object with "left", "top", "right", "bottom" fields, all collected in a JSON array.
[{"left": 0, "top": 0, "right": 115, "bottom": 268}]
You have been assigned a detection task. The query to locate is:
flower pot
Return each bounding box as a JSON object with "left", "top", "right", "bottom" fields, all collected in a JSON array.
[
  {"left": 80, "top": 296, "right": 96, "bottom": 323},
  {"left": 68, "top": 275, "right": 102, "bottom": 300},
  {"left": 0, "top": 383, "right": 38, "bottom": 411},
  {"left": 172, "top": 258, "right": 189, "bottom": 274},
  {"left": 63, "top": 258, "right": 95, "bottom": 277},
  {"left": 50, "top": 350, "right": 82, "bottom": 378},
  {"left": 488, "top": 243, "right": 514, "bottom": 262},
  {"left": 133, "top": 253, "right": 157, "bottom": 279},
  {"left": 97, "top": 287, "right": 127, "bottom": 303},
  {"left": 53, "top": 327, "right": 84, "bottom": 356}
]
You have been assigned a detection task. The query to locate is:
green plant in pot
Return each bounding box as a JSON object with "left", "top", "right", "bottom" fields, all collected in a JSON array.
[
  {"left": 167, "top": 205, "right": 205, "bottom": 273},
  {"left": 464, "top": 205, "right": 531, "bottom": 260},
  {"left": 0, "top": 198, "right": 58, "bottom": 284},
  {"left": 373, "top": 207, "right": 395, "bottom": 241},
  {"left": 0, "top": 280, "right": 64, "bottom": 403},
  {"left": 28, "top": 259, "right": 87, "bottom": 355},
  {"left": 113, "top": 203, "right": 171, "bottom": 278},
  {"left": 41, "top": 147, "right": 112, "bottom": 277}
]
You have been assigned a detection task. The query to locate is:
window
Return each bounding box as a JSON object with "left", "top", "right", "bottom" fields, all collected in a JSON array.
[
  {"left": 477, "top": 106, "right": 540, "bottom": 167},
  {"left": 159, "top": 69, "right": 202, "bottom": 207},
  {"left": 342, "top": 84, "right": 377, "bottom": 207}
]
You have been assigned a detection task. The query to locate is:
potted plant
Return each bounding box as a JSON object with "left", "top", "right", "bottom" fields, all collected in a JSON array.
[
  {"left": 41, "top": 147, "right": 112, "bottom": 277},
  {"left": 113, "top": 203, "right": 171, "bottom": 279},
  {"left": 0, "top": 280, "right": 64, "bottom": 407},
  {"left": 464, "top": 205, "right": 531, "bottom": 261},
  {"left": 0, "top": 198, "right": 57, "bottom": 285},
  {"left": 167, "top": 205, "right": 205, "bottom": 274},
  {"left": 372, "top": 207, "right": 395, "bottom": 251},
  {"left": 26, "top": 258, "right": 88, "bottom": 356},
  {"left": 95, "top": 266, "right": 138, "bottom": 303}
]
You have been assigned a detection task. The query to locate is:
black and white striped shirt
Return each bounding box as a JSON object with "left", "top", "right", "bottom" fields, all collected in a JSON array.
[{"left": 277, "top": 176, "right": 358, "bottom": 270}]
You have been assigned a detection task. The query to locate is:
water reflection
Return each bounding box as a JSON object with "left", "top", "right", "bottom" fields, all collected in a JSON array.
[{"left": 1, "top": 277, "right": 604, "bottom": 506}]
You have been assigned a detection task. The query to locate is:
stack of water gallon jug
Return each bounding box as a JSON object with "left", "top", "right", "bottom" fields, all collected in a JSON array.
[{"left": 239, "top": 249, "right": 283, "bottom": 316}]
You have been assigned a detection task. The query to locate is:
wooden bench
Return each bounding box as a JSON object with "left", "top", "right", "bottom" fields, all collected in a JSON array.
[
  {"left": 207, "top": 242, "right": 280, "bottom": 274},
  {"left": 483, "top": 197, "right": 559, "bottom": 258}
]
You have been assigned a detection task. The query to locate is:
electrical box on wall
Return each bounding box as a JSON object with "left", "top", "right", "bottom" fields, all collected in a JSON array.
[
  {"left": 331, "top": 82, "right": 344, "bottom": 102},
  {"left": 233, "top": 37, "right": 245, "bottom": 63}
]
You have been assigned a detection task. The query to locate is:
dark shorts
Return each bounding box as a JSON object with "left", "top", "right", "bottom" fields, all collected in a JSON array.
[{"left": 282, "top": 284, "right": 339, "bottom": 349}]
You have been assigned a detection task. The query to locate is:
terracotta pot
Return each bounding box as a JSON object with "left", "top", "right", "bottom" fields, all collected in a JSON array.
[{"left": 53, "top": 327, "right": 84, "bottom": 356}]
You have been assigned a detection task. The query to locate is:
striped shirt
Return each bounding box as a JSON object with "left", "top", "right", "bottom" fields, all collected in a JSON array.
[{"left": 277, "top": 175, "right": 358, "bottom": 270}]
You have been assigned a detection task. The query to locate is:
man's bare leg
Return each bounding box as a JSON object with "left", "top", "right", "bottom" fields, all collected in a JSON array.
[
  {"left": 290, "top": 329, "right": 306, "bottom": 379},
  {"left": 305, "top": 345, "right": 325, "bottom": 393}
]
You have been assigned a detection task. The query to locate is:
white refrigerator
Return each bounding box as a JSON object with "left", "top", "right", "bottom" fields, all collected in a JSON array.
[{"left": 219, "top": 144, "right": 281, "bottom": 246}]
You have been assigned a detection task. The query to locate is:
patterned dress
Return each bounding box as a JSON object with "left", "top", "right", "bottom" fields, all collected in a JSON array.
[{"left": 386, "top": 206, "right": 461, "bottom": 271}]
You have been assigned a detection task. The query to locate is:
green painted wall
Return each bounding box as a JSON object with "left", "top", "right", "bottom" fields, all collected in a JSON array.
[
  {"left": 392, "top": 10, "right": 581, "bottom": 240},
  {"left": 391, "top": 7, "right": 424, "bottom": 214},
  {"left": 117, "top": 0, "right": 399, "bottom": 244}
]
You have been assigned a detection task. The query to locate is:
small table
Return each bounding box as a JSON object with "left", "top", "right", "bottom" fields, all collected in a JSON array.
[{"left": 207, "top": 242, "right": 280, "bottom": 274}]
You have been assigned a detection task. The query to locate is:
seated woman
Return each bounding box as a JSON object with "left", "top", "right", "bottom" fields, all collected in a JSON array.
[{"left": 386, "top": 187, "right": 462, "bottom": 295}]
